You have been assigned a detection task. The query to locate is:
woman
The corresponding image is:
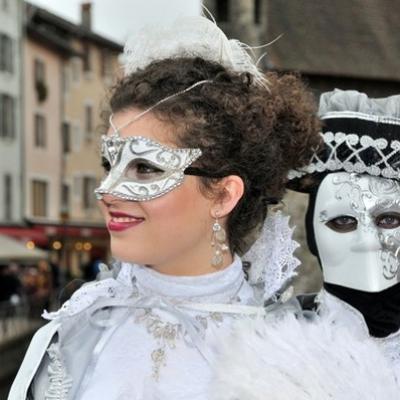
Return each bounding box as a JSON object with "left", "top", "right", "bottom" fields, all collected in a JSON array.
[{"left": 9, "top": 16, "right": 320, "bottom": 400}]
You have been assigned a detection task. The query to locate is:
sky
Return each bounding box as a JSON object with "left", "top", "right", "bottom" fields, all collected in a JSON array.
[{"left": 29, "top": 0, "right": 201, "bottom": 44}]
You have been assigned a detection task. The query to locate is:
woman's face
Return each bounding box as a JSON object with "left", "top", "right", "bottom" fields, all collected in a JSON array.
[{"left": 97, "top": 108, "right": 216, "bottom": 275}]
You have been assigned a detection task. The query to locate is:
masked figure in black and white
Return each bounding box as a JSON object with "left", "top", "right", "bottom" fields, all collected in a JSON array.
[{"left": 291, "top": 89, "right": 400, "bottom": 371}]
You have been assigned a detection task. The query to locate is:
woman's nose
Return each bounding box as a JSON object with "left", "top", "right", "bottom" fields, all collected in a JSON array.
[{"left": 99, "top": 193, "right": 121, "bottom": 206}]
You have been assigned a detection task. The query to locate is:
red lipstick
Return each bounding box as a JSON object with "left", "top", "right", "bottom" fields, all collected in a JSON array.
[{"left": 108, "top": 211, "right": 144, "bottom": 232}]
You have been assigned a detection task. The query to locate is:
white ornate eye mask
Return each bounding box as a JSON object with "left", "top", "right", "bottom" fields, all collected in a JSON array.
[{"left": 95, "top": 134, "right": 202, "bottom": 201}]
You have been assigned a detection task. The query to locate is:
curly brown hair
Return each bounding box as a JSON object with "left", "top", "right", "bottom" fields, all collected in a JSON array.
[{"left": 107, "top": 57, "right": 321, "bottom": 254}]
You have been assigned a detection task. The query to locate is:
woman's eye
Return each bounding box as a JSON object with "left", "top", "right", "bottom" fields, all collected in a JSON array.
[
  {"left": 326, "top": 216, "right": 357, "bottom": 233},
  {"left": 375, "top": 213, "right": 400, "bottom": 229},
  {"left": 136, "top": 162, "right": 163, "bottom": 175},
  {"left": 101, "top": 158, "right": 111, "bottom": 173},
  {"left": 125, "top": 160, "right": 164, "bottom": 180}
]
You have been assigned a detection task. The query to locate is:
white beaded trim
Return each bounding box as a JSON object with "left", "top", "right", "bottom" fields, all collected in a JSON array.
[
  {"left": 321, "top": 111, "right": 400, "bottom": 126},
  {"left": 103, "top": 135, "right": 202, "bottom": 156},
  {"left": 288, "top": 131, "right": 400, "bottom": 180}
]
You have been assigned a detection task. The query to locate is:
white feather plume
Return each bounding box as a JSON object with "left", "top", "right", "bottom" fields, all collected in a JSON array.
[
  {"left": 122, "top": 16, "right": 268, "bottom": 88},
  {"left": 211, "top": 312, "right": 400, "bottom": 400}
]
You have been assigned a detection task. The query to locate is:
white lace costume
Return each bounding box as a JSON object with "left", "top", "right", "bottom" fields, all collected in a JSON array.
[
  {"left": 42, "top": 256, "right": 255, "bottom": 400},
  {"left": 9, "top": 213, "right": 301, "bottom": 400}
]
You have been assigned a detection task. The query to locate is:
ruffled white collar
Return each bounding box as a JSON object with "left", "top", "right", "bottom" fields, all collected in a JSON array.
[{"left": 44, "top": 255, "right": 247, "bottom": 320}]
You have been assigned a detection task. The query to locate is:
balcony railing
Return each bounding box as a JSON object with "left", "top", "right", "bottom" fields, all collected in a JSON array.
[{"left": 0, "top": 299, "right": 43, "bottom": 345}]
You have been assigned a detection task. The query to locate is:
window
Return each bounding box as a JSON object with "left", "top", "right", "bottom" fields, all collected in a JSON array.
[
  {"left": 34, "top": 59, "right": 47, "bottom": 102},
  {"left": 82, "top": 42, "right": 91, "bottom": 72},
  {"left": 34, "top": 114, "right": 46, "bottom": 147},
  {"left": 62, "top": 122, "right": 71, "bottom": 153},
  {"left": 85, "top": 104, "right": 93, "bottom": 139},
  {"left": 254, "top": 0, "right": 261, "bottom": 24},
  {"left": 32, "top": 180, "right": 48, "bottom": 217},
  {"left": 61, "top": 183, "right": 70, "bottom": 214},
  {"left": 216, "top": 0, "right": 229, "bottom": 22},
  {"left": 0, "top": 93, "right": 15, "bottom": 138},
  {"left": 62, "top": 64, "right": 70, "bottom": 93},
  {"left": 4, "top": 174, "right": 12, "bottom": 220},
  {"left": 0, "top": 34, "right": 13, "bottom": 72},
  {"left": 71, "top": 58, "right": 80, "bottom": 83},
  {"left": 82, "top": 177, "right": 96, "bottom": 209},
  {"left": 100, "top": 49, "right": 112, "bottom": 78},
  {"left": 34, "top": 58, "right": 45, "bottom": 84}
]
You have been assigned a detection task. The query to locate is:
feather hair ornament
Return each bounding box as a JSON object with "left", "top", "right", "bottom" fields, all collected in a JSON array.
[{"left": 122, "top": 16, "right": 269, "bottom": 88}]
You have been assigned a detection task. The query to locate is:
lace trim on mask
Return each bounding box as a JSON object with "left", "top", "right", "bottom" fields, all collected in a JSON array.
[
  {"left": 44, "top": 343, "right": 73, "bottom": 400},
  {"left": 288, "top": 131, "right": 400, "bottom": 180}
]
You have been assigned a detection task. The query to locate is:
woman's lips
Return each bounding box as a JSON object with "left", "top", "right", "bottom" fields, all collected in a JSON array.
[{"left": 108, "top": 211, "right": 144, "bottom": 232}]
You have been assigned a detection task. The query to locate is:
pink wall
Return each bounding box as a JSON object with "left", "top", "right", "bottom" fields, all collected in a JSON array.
[{"left": 24, "top": 39, "right": 62, "bottom": 220}]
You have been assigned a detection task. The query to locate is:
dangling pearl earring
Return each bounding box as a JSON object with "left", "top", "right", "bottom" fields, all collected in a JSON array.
[{"left": 211, "top": 214, "right": 229, "bottom": 268}]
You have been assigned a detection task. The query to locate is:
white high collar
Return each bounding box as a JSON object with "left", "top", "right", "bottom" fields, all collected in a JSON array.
[{"left": 119, "top": 254, "right": 247, "bottom": 304}]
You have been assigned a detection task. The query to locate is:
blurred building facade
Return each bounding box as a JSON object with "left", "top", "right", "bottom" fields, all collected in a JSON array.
[
  {"left": 0, "top": 0, "right": 24, "bottom": 224},
  {"left": 0, "top": 1, "right": 122, "bottom": 278},
  {"left": 60, "top": 4, "right": 121, "bottom": 276},
  {"left": 203, "top": 0, "right": 400, "bottom": 97}
]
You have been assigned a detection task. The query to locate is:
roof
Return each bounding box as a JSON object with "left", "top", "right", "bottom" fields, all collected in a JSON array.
[
  {"left": 265, "top": 0, "right": 400, "bottom": 81},
  {"left": 25, "top": 2, "right": 123, "bottom": 54},
  {"left": 0, "top": 234, "right": 48, "bottom": 262}
]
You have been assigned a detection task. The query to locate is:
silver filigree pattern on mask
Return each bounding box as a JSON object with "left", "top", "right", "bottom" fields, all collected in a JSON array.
[
  {"left": 380, "top": 231, "right": 400, "bottom": 280},
  {"left": 95, "top": 135, "right": 202, "bottom": 201},
  {"left": 332, "top": 174, "right": 400, "bottom": 281},
  {"left": 319, "top": 210, "right": 329, "bottom": 223}
]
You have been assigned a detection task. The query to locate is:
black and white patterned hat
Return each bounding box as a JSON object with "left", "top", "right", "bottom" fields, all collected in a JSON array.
[{"left": 289, "top": 89, "right": 400, "bottom": 192}]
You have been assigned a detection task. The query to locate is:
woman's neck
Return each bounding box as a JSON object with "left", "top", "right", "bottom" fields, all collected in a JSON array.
[{"left": 149, "top": 245, "right": 234, "bottom": 276}]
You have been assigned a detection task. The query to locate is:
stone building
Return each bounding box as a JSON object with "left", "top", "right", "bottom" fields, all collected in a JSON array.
[{"left": 0, "top": 0, "right": 23, "bottom": 225}]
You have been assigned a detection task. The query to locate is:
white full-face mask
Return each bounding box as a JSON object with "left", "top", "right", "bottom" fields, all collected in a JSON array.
[{"left": 313, "top": 172, "right": 400, "bottom": 292}]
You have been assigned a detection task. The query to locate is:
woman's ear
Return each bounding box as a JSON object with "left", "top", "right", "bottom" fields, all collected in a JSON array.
[{"left": 211, "top": 175, "right": 244, "bottom": 218}]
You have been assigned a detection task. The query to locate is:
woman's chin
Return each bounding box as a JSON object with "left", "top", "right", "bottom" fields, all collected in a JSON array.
[{"left": 110, "top": 240, "right": 145, "bottom": 264}]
